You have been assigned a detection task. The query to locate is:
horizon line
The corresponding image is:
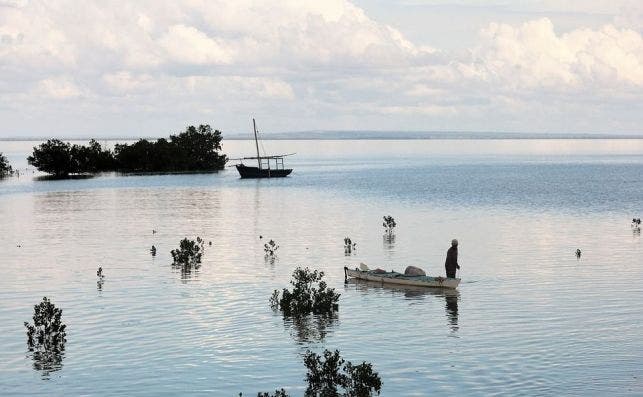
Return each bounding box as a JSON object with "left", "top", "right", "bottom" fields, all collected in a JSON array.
[{"left": 2, "top": 130, "right": 643, "bottom": 141}]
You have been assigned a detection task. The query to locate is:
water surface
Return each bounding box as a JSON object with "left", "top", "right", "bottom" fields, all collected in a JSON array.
[{"left": 0, "top": 139, "right": 642, "bottom": 395}]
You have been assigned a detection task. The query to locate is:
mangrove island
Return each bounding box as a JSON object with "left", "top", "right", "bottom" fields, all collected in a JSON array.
[{"left": 27, "top": 124, "right": 227, "bottom": 177}]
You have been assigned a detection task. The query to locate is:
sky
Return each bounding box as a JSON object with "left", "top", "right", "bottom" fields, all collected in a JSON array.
[{"left": 0, "top": 0, "right": 642, "bottom": 138}]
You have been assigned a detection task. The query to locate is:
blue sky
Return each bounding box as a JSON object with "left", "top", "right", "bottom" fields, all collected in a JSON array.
[{"left": 0, "top": 0, "right": 641, "bottom": 137}]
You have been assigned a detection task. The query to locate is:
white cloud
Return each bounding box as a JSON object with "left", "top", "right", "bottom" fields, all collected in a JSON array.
[
  {"left": 0, "top": 0, "right": 28, "bottom": 8},
  {"left": 180, "top": 76, "right": 295, "bottom": 100},
  {"left": 0, "top": 7, "right": 77, "bottom": 69},
  {"left": 396, "top": 0, "right": 638, "bottom": 16},
  {"left": 159, "top": 24, "right": 234, "bottom": 65},
  {"left": 380, "top": 104, "right": 457, "bottom": 116},
  {"left": 0, "top": 1, "right": 641, "bottom": 135},
  {"left": 102, "top": 72, "right": 154, "bottom": 94},
  {"left": 36, "top": 77, "right": 82, "bottom": 99},
  {"left": 472, "top": 18, "right": 643, "bottom": 89}
]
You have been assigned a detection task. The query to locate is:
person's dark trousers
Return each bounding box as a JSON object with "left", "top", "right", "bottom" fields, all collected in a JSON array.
[{"left": 446, "top": 270, "right": 456, "bottom": 278}]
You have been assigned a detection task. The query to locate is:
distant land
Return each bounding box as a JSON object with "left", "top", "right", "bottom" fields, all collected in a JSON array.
[
  {"left": 225, "top": 130, "right": 643, "bottom": 140},
  {"left": 2, "top": 131, "right": 643, "bottom": 141}
]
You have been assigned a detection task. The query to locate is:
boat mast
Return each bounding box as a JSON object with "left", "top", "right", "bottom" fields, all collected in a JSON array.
[{"left": 253, "top": 118, "right": 261, "bottom": 169}]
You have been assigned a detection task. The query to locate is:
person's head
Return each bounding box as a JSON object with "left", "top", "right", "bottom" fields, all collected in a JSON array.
[{"left": 451, "top": 239, "right": 458, "bottom": 247}]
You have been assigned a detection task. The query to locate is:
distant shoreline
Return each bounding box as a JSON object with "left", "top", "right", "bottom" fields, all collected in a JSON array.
[{"left": 2, "top": 131, "right": 643, "bottom": 141}]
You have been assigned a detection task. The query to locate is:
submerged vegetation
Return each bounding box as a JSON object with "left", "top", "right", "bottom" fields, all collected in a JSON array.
[
  {"left": 24, "top": 297, "right": 67, "bottom": 376},
  {"left": 271, "top": 267, "right": 340, "bottom": 316},
  {"left": 27, "top": 125, "right": 227, "bottom": 176},
  {"left": 0, "top": 152, "right": 13, "bottom": 177},
  {"left": 257, "top": 390, "right": 290, "bottom": 397},
  {"left": 171, "top": 237, "right": 205, "bottom": 272}
]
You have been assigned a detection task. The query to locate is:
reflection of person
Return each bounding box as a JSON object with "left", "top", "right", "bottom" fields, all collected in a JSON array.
[
  {"left": 445, "top": 239, "right": 460, "bottom": 278},
  {"left": 445, "top": 294, "right": 458, "bottom": 330}
]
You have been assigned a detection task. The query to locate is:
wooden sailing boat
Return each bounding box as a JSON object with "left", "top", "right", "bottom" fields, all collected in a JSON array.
[
  {"left": 344, "top": 265, "right": 460, "bottom": 289},
  {"left": 233, "top": 119, "right": 293, "bottom": 178}
]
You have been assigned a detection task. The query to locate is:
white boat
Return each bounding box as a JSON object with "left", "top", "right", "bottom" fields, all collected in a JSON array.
[{"left": 344, "top": 265, "right": 460, "bottom": 289}]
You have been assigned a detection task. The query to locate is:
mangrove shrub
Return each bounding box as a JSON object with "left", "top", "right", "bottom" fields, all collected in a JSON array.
[
  {"left": 344, "top": 237, "right": 356, "bottom": 254},
  {"left": 27, "top": 139, "right": 115, "bottom": 176},
  {"left": 271, "top": 267, "right": 339, "bottom": 316},
  {"left": 251, "top": 350, "right": 381, "bottom": 397},
  {"left": 24, "top": 297, "right": 67, "bottom": 349},
  {"left": 382, "top": 216, "right": 396, "bottom": 235},
  {"left": 28, "top": 139, "right": 74, "bottom": 176},
  {"left": 171, "top": 237, "right": 205, "bottom": 270},
  {"left": 0, "top": 152, "right": 12, "bottom": 177},
  {"left": 257, "top": 390, "right": 290, "bottom": 397},
  {"left": 71, "top": 139, "right": 117, "bottom": 172},
  {"left": 264, "top": 239, "right": 280, "bottom": 257},
  {"left": 114, "top": 124, "right": 227, "bottom": 172},
  {"left": 24, "top": 297, "right": 67, "bottom": 374},
  {"left": 304, "top": 349, "right": 382, "bottom": 397}
]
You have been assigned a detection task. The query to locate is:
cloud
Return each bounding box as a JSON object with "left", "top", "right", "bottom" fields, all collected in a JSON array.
[
  {"left": 159, "top": 24, "right": 234, "bottom": 65},
  {"left": 0, "top": 1, "right": 641, "bottom": 135},
  {"left": 0, "top": 0, "right": 28, "bottom": 8},
  {"left": 36, "top": 77, "right": 83, "bottom": 99},
  {"left": 102, "top": 72, "right": 154, "bottom": 94},
  {"left": 473, "top": 18, "right": 643, "bottom": 89}
]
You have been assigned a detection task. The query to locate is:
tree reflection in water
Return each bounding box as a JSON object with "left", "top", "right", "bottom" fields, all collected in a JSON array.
[
  {"left": 29, "top": 349, "right": 65, "bottom": 379},
  {"left": 345, "top": 279, "right": 459, "bottom": 333},
  {"left": 178, "top": 267, "right": 199, "bottom": 283},
  {"left": 283, "top": 313, "right": 339, "bottom": 344},
  {"left": 382, "top": 233, "right": 396, "bottom": 249}
]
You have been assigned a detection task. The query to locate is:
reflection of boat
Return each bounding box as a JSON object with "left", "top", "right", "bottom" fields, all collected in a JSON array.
[
  {"left": 346, "top": 277, "right": 449, "bottom": 298},
  {"left": 346, "top": 278, "right": 459, "bottom": 331},
  {"left": 344, "top": 266, "right": 460, "bottom": 289},
  {"left": 231, "top": 119, "right": 293, "bottom": 178}
]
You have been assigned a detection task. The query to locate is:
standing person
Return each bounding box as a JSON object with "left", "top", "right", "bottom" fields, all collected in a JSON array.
[{"left": 445, "top": 239, "right": 460, "bottom": 278}]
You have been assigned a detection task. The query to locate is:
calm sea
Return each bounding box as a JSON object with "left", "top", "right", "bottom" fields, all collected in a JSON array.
[{"left": 0, "top": 139, "right": 642, "bottom": 396}]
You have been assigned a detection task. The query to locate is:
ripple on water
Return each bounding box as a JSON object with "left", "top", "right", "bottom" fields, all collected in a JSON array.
[{"left": 0, "top": 140, "right": 642, "bottom": 395}]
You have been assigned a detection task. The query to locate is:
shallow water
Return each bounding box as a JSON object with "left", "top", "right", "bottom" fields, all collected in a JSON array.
[{"left": 0, "top": 139, "right": 642, "bottom": 396}]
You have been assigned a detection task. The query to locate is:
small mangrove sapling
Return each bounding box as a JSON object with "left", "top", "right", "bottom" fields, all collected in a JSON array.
[
  {"left": 256, "top": 390, "right": 290, "bottom": 397},
  {"left": 382, "top": 215, "right": 396, "bottom": 235},
  {"left": 171, "top": 237, "right": 205, "bottom": 270},
  {"left": 264, "top": 239, "right": 279, "bottom": 257},
  {"left": 344, "top": 237, "right": 357, "bottom": 254},
  {"left": 96, "top": 267, "right": 105, "bottom": 290}
]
